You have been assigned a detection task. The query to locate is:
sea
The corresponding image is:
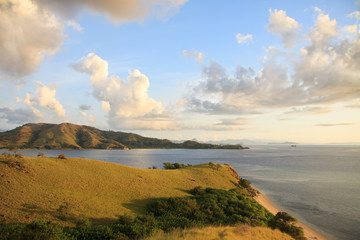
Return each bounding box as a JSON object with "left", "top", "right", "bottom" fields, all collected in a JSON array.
[{"left": 13, "top": 145, "right": 360, "bottom": 240}]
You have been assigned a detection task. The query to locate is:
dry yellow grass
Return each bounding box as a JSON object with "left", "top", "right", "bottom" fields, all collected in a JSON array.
[
  {"left": 0, "top": 156, "right": 240, "bottom": 226},
  {"left": 146, "top": 225, "right": 294, "bottom": 240}
]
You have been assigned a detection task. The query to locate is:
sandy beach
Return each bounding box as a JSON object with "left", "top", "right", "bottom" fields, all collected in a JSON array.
[{"left": 255, "top": 192, "right": 328, "bottom": 240}]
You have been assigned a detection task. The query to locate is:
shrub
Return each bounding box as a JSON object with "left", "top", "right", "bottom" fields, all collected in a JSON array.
[
  {"left": 58, "top": 154, "right": 66, "bottom": 159},
  {"left": 163, "top": 162, "right": 174, "bottom": 169},
  {"left": 8, "top": 147, "right": 19, "bottom": 153},
  {"left": 189, "top": 186, "right": 206, "bottom": 195},
  {"left": 239, "top": 178, "right": 251, "bottom": 188},
  {"left": 163, "top": 162, "right": 188, "bottom": 169},
  {"left": 76, "top": 218, "right": 92, "bottom": 229},
  {"left": 13, "top": 153, "right": 23, "bottom": 159},
  {"left": 269, "top": 212, "right": 306, "bottom": 240}
]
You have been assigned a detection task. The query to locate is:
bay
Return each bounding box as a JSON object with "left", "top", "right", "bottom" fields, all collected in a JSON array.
[{"left": 13, "top": 145, "right": 360, "bottom": 240}]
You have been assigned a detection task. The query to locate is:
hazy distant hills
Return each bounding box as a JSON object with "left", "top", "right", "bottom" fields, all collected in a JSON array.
[{"left": 0, "top": 123, "right": 247, "bottom": 150}]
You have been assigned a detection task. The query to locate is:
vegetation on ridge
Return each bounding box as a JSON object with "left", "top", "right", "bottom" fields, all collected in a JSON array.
[
  {"left": 0, "top": 155, "right": 242, "bottom": 225},
  {"left": 0, "top": 123, "right": 247, "bottom": 150},
  {"left": 0, "top": 154, "right": 304, "bottom": 239},
  {"left": 0, "top": 186, "right": 304, "bottom": 239}
]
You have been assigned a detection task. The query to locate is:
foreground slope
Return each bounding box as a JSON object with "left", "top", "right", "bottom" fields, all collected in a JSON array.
[
  {"left": 0, "top": 123, "right": 246, "bottom": 150},
  {"left": 146, "top": 225, "right": 293, "bottom": 240},
  {"left": 0, "top": 155, "right": 241, "bottom": 225}
]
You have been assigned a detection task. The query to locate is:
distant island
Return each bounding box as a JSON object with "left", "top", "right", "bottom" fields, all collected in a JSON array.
[{"left": 0, "top": 123, "right": 248, "bottom": 150}]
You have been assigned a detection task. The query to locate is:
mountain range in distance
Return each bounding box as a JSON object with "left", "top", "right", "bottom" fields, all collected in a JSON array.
[{"left": 0, "top": 123, "right": 248, "bottom": 150}]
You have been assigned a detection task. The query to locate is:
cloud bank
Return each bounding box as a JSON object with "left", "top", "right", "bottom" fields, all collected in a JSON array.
[
  {"left": 72, "top": 53, "right": 178, "bottom": 130},
  {"left": 0, "top": 107, "right": 43, "bottom": 124},
  {"left": 187, "top": 10, "right": 360, "bottom": 115}
]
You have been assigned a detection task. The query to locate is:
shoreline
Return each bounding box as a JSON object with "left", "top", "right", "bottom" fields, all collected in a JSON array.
[{"left": 254, "top": 191, "right": 328, "bottom": 240}]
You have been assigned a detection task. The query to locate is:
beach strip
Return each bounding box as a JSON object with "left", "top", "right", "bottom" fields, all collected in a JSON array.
[{"left": 255, "top": 192, "right": 328, "bottom": 240}]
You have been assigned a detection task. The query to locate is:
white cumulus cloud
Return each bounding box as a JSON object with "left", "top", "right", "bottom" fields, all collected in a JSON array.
[
  {"left": 267, "top": 9, "right": 301, "bottom": 48},
  {"left": 236, "top": 33, "right": 253, "bottom": 44},
  {"left": 183, "top": 50, "right": 205, "bottom": 64},
  {"left": 0, "top": 0, "right": 64, "bottom": 82},
  {"left": 34, "top": 81, "right": 66, "bottom": 117},
  {"left": 79, "top": 111, "right": 87, "bottom": 118},
  {"left": 72, "top": 53, "right": 178, "bottom": 130}
]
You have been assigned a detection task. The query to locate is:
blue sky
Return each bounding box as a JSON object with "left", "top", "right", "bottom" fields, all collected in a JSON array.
[{"left": 0, "top": 0, "right": 359, "bottom": 144}]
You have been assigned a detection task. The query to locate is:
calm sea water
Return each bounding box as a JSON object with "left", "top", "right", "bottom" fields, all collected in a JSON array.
[{"left": 14, "top": 145, "right": 360, "bottom": 240}]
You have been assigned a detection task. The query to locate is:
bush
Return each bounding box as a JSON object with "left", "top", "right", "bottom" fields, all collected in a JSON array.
[
  {"left": 146, "top": 187, "right": 273, "bottom": 229},
  {"left": 239, "top": 178, "right": 251, "bottom": 188},
  {"left": 0, "top": 221, "right": 68, "bottom": 240},
  {"left": 189, "top": 186, "right": 206, "bottom": 195},
  {"left": 58, "top": 154, "right": 66, "bottom": 159},
  {"left": 269, "top": 212, "right": 306, "bottom": 240},
  {"left": 76, "top": 218, "right": 92, "bottom": 229},
  {"left": 163, "top": 162, "right": 187, "bottom": 169}
]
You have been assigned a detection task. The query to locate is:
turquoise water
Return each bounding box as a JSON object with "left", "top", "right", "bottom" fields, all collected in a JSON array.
[{"left": 15, "top": 145, "right": 360, "bottom": 240}]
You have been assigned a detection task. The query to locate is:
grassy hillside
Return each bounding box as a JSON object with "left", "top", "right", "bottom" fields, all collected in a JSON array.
[
  {"left": 0, "top": 154, "right": 241, "bottom": 226},
  {"left": 0, "top": 155, "right": 302, "bottom": 240},
  {"left": 0, "top": 123, "right": 247, "bottom": 150},
  {"left": 146, "top": 225, "right": 293, "bottom": 240}
]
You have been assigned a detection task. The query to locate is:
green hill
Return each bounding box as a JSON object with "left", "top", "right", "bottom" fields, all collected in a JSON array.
[
  {"left": 0, "top": 123, "right": 247, "bottom": 150},
  {"left": 0, "top": 155, "right": 242, "bottom": 225},
  {"left": 0, "top": 154, "right": 303, "bottom": 240},
  {"left": 146, "top": 225, "right": 293, "bottom": 240}
]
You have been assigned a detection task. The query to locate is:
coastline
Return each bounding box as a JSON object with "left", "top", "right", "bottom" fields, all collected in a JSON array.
[{"left": 254, "top": 192, "right": 328, "bottom": 240}]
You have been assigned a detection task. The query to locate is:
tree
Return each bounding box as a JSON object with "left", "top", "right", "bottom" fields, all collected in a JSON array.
[
  {"left": 37, "top": 152, "right": 45, "bottom": 157},
  {"left": 163, "top": 162, "right": 174, "bottom": 169},
  {"left": 9, "top": 147, "right": 19, "bottom": 153},
  {"left": 239, "top": 178, "right": 251, "bottom": 188}
]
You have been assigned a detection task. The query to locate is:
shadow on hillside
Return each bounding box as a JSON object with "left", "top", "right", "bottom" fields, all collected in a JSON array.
[
  {"left": 20, "top": 203, "right": 119, "bottom": 226},
  {"left": 122, "top": 188, "right": 193, "bottom": 215},
  {"left": 174, "top": 188, "right": 192, "bottom": 194},
  {"left": 20, "top": 203, "right": 78, "bottom": 224},
  {"left": 231, "top": 180, "right": 241, "bottom": 188},
  {"left": 20, "top": 203, "right": 54, "bottom": 217},
  {"left": 122, "top": 198, "right": 155, "bottom": 215},
  {"left": 88, "top": 217, "right": 117, "bottom": 226}
]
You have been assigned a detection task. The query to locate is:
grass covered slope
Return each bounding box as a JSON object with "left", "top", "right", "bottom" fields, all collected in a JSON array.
[
  {"left": 146, "top": 225, "right": 293, "bottom": 240},
  {"left": 0, "top": 155, "right": 241, "bottom": 226}
]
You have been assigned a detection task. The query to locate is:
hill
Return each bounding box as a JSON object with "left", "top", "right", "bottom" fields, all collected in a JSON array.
[
  {"left": 146, "top": 225, "right": 293, "bottom": 240},
  {"left": 0, "top": 155, "right": 242, "bottom": 225},
  {"left": 0, "top": 155, "right": 296, "bottom": 240},
  {"left": 0, "top": 123, "right": 247, "bottom": 150}
]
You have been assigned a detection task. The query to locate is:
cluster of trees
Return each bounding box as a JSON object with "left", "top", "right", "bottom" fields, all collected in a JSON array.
[
  {"left": 162, "top": 162, "right": 192, "bottom": 169},
  {"left": 0, "top": 187, "right": 305, "bottom": 240}
]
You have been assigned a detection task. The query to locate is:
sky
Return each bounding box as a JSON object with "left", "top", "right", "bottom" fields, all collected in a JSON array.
[{"left": 0, "top": 0, "right": 360, "bottom": 144}]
